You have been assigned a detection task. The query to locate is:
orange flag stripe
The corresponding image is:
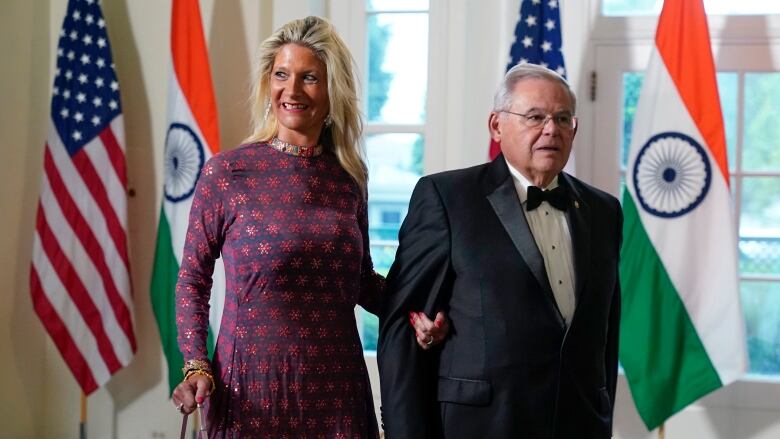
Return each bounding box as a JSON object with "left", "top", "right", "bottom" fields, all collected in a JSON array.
[
  {"left": 655, "top": 0, "right": 729, "bottom": 184},
  {"left": 171, "top": 0, "right": 220, "bottom": 154}
]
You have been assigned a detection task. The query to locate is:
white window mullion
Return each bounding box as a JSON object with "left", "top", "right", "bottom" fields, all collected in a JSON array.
[{"left": 364, "top": 124, "right": 425, "bottom": 134}]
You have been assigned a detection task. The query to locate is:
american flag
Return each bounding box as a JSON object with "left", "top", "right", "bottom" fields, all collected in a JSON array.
[
  {"left": 507, "top": 0, "right": 566, "bottom": 76},
  {"left": 30, "top": 0, "right": 136, "bottom": 395},
  {"left": 491, "top": 0, "right": 567, "bottom": 159}
]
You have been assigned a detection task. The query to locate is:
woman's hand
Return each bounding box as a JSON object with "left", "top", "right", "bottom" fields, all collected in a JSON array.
[
  {"left": 172, "top": 374, "right": 212, "bottom": 415},
  {"left": 410, "top": 311, "right": 450, "bottom": 350}
]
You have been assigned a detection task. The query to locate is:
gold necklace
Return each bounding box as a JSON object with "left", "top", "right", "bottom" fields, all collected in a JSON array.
[{"left": 268, "top": 137, "right": 323, "bottom": 157}]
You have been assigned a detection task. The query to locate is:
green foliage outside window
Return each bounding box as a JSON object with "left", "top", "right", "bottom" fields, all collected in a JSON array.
[
  {"left": 621, "top": 72, "right": 644, "bottom": 167},
  {"left": 367, "top": 15, "right": 392, "bottom": 121}
]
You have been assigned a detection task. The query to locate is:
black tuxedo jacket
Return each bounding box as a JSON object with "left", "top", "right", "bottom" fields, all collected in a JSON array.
[{"left": 378, "top": 155, "right": 622, "bottom": 439}]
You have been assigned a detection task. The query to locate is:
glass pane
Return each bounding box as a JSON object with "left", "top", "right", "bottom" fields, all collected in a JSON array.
[
  {"left": 744, "top": 73, "right": 780, "bottom": 172},
  {"left": 741, "top": 281, "right": 780, "bottom": 375},
  {"left": 717, "top": 72, "right": 738, "bottom": 171},
  {"left": 621, "top": 72, "right": 737, "bottom": 170},
  {"left": 622, "top": 72, "right": 644, "bottom": 169},
  {"left": 366, "top": 13, "right": 428, "bottom": 124},
  {"left": 361, "top": 133, "right": 423, "bottom": 350},
  {"left": 367, "top": 0, "right": 428, "bottom": 12},
  {"left": 603, "top": 0, "right": 660, "bottom": 16},
  {"left": 603, "top": 0, "right": 780, "bottom": 16},
  {"left": 359, "top": 309, "right": 379, "bottom": 351},
  {"left": 366, "top": 133, "right": 423, "bottom": 259},
  {"left": 740, "top": 177, "right": 780, "bottom": 276}
]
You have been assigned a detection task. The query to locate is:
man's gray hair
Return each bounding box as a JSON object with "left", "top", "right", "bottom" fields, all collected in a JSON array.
[{"left": 493, "top": 63, "right": 577, "bottom": 114}]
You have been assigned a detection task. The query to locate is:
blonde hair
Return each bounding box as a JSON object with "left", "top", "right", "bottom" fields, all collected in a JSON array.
[{"left": 245, "top": 16, "right": 367, "bottom": 195}]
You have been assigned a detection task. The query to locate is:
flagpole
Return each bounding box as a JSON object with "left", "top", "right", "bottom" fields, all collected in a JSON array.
[
  {"left": 658, "top": 422, "right": 665, "bottom": 439},
  {"left": 80, "top": 392, "right": 87, "bottom": 439}
]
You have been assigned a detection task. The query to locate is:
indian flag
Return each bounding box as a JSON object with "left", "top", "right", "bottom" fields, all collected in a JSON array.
[
  {"left": 619, "top": 0, "right": 748, "bottom": 430},
  {"left": 150, "top": 0, "right": 224, "bottom": 394}
]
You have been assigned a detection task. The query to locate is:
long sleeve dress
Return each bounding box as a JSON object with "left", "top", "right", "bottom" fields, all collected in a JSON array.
[{"left": 176, "top": 141, "right": 384, "bottom": 438}]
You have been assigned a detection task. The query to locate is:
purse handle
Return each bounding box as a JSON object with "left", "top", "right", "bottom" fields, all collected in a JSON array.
[{"left": 180, "top": 403, "right": 208, "bottom": 439}]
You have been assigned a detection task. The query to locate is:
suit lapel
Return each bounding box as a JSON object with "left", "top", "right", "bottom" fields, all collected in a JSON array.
[
  {"left": 485, "top": 159, "right": 553, "bottom": 296},
  {"left": 560, "top": 173, "right": 591, "bottom": 306}
]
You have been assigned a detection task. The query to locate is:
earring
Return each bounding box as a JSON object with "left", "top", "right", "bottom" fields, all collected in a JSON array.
[
  {"left": 263, "top": 99, "right": 271, "bottom": 122},
  {"left": 324, "top": 114, "right": 332, "bottom": 127}
]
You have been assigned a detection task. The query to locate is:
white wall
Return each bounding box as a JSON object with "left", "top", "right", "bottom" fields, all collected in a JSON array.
[
  {"left": 2, "top": 0, "right": 780, "bottom": 437},
  {"left": 0, "top": 1, "right": 50, "bottom": 438},
  {"left": 1, "top": 1, "right": 270, "bottom": 437}
]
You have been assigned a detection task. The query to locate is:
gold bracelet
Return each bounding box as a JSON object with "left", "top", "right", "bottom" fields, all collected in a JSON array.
[
  {"left": 182, "top": 358, "right": 212, "bottom": 376},
  {"left": 184, "top": 369, "right": 215, "bottom": 394}
]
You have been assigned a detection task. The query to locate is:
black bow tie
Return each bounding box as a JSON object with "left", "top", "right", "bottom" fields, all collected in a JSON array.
[{"left": 526, "top": 185, "right": 568, "bottom": 211}]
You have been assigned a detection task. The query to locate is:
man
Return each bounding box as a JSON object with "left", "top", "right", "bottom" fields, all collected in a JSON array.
[{"left": 377, "top": 63, "right": 622, "bottom": 438}]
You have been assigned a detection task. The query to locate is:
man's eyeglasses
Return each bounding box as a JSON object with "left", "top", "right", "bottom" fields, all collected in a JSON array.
[{"left": 500, "top": 110, "right": 577, "bottom": 131}]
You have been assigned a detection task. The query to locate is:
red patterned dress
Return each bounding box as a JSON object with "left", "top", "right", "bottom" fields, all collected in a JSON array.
[{"left": 176, "top": 142, "right": 383, "bottom": 438}]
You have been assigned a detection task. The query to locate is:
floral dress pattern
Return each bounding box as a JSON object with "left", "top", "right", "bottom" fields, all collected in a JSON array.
[{"left": 176, "top": 142, "right": 383, "bottom": 438}]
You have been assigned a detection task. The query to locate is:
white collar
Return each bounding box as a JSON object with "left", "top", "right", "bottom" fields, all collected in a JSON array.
[{"left": 504, "top": 158, "right": 560, "bottom": 203}]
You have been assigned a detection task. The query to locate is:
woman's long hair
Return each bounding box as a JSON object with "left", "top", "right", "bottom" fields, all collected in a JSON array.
[{"left": 245, "top": 16, "right": 367, "bottom": 195}]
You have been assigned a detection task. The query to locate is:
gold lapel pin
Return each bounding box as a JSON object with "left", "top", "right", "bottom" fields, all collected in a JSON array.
[{"left": 574, "top": 200, "right": 580, "bottom": 209}]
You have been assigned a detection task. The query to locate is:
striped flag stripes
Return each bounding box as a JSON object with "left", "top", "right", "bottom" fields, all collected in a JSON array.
[
  {"left": 151, "top": 0, "right": 224, "bottom": 394},
  {"left": 619, "top": 0, "right": 748, "bottom": 429},
  {"left": 30, "top": 0, "right": 135, "bottom": 394}
]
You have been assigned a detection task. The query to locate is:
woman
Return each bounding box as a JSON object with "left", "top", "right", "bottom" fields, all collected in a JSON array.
[{"left": 171, "top": 16, "right": 446, "bottom": 437}]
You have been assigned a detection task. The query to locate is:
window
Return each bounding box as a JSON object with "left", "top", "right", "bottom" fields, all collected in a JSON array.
[
  {"left": 738, "top": 73, "right": 780, "bottom": 375},
  {"left": 603, "top": 0, "right": 780, "bottom": 16},
  {"left": 359, "top": 0, "right": 431, "bottom": 351}
]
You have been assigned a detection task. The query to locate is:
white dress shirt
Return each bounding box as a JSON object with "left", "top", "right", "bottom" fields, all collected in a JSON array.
[{"left": 505, "top": 160, "right": 576, "bottom": 326}]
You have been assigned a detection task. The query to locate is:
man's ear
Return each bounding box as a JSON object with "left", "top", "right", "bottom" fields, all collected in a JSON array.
[{"left": 488, "top": 112, "right": 502, "bottom": 142}]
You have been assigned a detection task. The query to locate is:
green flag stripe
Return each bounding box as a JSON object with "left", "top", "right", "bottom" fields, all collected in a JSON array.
[
  {"left": 150, "top": 209, "right": 183, "bottom": 395},
  {"left": 619, "top": 194, "right": 722, "bottom": 429}
]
